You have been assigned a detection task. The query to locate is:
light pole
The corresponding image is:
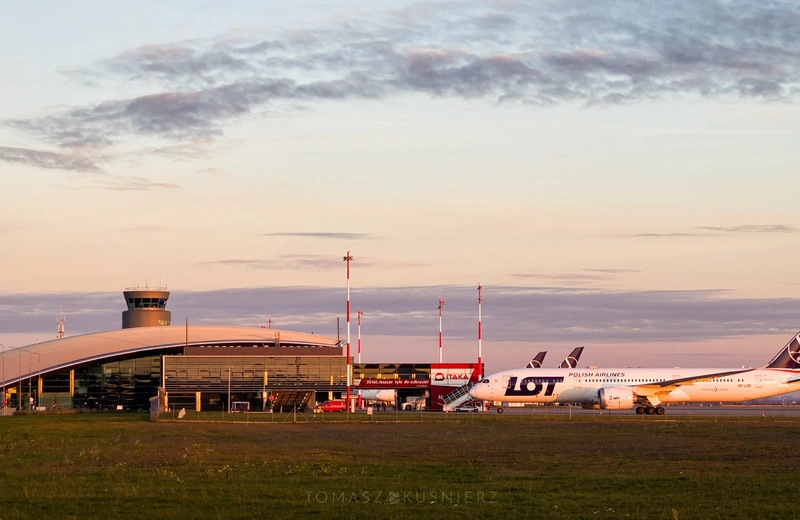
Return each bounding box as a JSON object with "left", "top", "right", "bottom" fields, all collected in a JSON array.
[
  {"left": 31, "top": 352, "right": 41, "bottom": 410},
  {"left": 357, "top": 309, "right": 364, "bottom": 364},
  {"left": 343, "top": 251, "right": 353, "bottom": 415},
  {"left": 357, "top": 309, "right": 364, "bottom": 409},
  {"left": 17, "top": 347, "right": 27, "bottom": 411},
  {"left": 438, "top": 298, "right": 446, "bottom": 363},
  {"left": 26, "top": 350, "right": 33, "bottom": 410},
  {"left": 478, "top": 284, "right": 483, "bottom": 379}
]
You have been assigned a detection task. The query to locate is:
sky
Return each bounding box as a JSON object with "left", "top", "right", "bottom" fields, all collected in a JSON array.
[{"left": 1, "top": 0, "right": 800, "bottom": 372}]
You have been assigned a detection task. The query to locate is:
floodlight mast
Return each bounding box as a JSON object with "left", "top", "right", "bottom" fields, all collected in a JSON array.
[
  {"left": 478, "top": 283, "right": 483, "bottom": 379},
  {"left": 357, "top": 309, "right": 364, "bottom": 364},
  {"left": 438, "top": 298, "right": 446, "bottom": 363},
  {"left": 357, "top": 308, "right": 364, "bottom": 409},
  {"left": 343, "top": 251, "right": 353, "bottom": 415}
]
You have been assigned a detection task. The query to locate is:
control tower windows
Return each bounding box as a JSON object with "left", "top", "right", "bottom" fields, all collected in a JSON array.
[{"left": 126, "top": 298, "right": 168, "bottom": 309}]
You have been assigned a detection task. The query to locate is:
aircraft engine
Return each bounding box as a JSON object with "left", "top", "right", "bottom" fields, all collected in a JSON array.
[{"left": 597, "top": 387, "right": 635, "bottom": 410}]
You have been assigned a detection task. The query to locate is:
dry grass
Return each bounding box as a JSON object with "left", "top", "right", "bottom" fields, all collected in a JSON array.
[{"left": 0, "top": 412, "right": 798, "bottom": 519}]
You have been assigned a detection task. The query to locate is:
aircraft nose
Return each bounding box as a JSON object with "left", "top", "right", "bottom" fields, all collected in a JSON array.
[{"left": 469, "top": 382, "right": 491, "bottom": 400}]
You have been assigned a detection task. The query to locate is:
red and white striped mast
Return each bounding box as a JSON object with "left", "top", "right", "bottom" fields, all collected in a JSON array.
[
  {"left": 357, "top": 308, "right": 364, "bottom": 409},
  {"left": 357, "top": 309, "right": 364, "bottom": 364},
  {"left": 477, "top": 283, "right": 483, "bottom": 379},
  {"left": 343, "top": 251, "right": 353, "bottom": 414},
  {"left": 438, "top": 297, "right": 446, "bottom": 363}
]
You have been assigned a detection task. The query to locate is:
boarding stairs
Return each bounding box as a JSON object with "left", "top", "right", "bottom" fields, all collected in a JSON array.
[
  {"left": 441, "top": 383, "right": 473, "bottom": 412},
  {"left": 270, "top": 390, "right": 314, "bottom": 412}
]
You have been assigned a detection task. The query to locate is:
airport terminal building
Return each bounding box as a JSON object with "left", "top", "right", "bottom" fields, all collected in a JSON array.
[{"left": 1, "top": 288, "right": 481, "bottom": 412}]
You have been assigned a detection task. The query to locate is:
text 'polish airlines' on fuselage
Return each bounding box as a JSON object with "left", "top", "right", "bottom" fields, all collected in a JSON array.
[{"left": 469, "top": 332, "right": 800, "bottom": 415}]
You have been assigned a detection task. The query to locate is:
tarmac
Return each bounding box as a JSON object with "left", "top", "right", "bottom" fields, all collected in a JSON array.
[{"left": 489, "top": 404, "right": 800, "bottom": 418}]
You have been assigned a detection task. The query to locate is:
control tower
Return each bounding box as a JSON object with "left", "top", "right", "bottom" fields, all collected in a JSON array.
[{"left": 122, "top": 287, "right": 172, "bottom": 329}]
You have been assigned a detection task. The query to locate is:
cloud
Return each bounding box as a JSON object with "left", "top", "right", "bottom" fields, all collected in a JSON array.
[
  {"left": 3, "top": 285, "right": 800, "bottom": 345},
  {"left": 199, "top": 254, "right": 424, "bottom": 271},
  {"left": 695, "top": 225, "right": 798, "bottom": 233},
  {"left": 112, "top": 225, "right": 171, "bottom": 233},
  {"left": 263, "top": 232, "right": 377, "bottom": 240},
  {"left": 0, "top": 146, "right": 103, "bottom": 173},
  {"left": 5, "top": 0, "right": 800, "bottom": 172},
  {"left": 512, "top": 269, "right": 639, "bottom": 285},
  {"left": 87, "top": 176, "right": 181, "bottom": 191},
  {"left": 631, "top": 224, "right": 798, "bottom": 238},
  {"left": 512, "top": 272, "right": 609, "bottom": 284},
  {"left": 584, "top": 268, "right": 640, "bottom": 274},
  {"left": 198, "top": 259, "right": 272, "bottom": 270},
  {"left": 632, "top": 232, "right": 711, "bottom": 238},
  {"left": 199, "top": 255, "right": 350, "bottom": 271}
]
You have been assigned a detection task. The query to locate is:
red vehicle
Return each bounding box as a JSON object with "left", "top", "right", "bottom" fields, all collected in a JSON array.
[{"left": 317, "top": 400, "right": 346, "bottom": 412}]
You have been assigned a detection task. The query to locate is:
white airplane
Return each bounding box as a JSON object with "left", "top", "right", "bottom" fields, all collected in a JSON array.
[
  {"left": 470, "top": 332, "right": 800, "bottom": 415},
  {"left": 358, "top": 389, "right": 396, "bottom": 403}
]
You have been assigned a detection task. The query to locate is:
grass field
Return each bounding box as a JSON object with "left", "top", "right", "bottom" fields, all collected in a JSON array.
[{"left": 1, "top": 412, "right": 798, "bottom": 519}]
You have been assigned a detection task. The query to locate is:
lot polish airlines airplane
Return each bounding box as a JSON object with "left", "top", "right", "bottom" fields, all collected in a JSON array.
[{"left": 469, "top": 332, "right": 800, "bottom": 415}]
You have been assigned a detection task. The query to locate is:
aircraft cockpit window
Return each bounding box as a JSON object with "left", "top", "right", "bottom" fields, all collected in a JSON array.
[{"left": 481, "top": 379, "right": 490, "bottom": 384}]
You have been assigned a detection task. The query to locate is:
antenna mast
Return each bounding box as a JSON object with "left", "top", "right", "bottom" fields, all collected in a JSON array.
[
  {"left": 438, "top": 297, "right": 446, "bottom": 363},
  {"left": 477, "top": 284, "right": 483, "bottom": 378},
  {"left": 343, "top": 251, "right": 354, "bottom": 414},
  {"left": 57, "top": 307, "right": 65, "bottom": 339}
]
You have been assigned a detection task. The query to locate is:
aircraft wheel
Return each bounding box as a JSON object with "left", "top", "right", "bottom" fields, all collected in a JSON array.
[
  {"left": 645, "top": 406, "right": 656, "bottom": 415},
  {"left": 497, "top": 407, "right": 504, "bottom": 414},
  {"left": 655, "top": 406, "right": 665, "bottom": 415},
  {"left": 635, "top": 406, "right": 644, "bottom": 415}
]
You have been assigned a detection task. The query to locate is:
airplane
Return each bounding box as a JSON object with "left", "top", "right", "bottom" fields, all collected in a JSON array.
[
  {"left": 358, "top": 389, "right": 396, "bottom": 404},
  {"left": 469, "top": 332, "right": 800, "bottom": 415}
]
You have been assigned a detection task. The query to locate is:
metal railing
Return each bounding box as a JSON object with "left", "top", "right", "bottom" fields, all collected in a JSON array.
[{"left": 441, "top": 383, "right": 472, "bottom": 406}]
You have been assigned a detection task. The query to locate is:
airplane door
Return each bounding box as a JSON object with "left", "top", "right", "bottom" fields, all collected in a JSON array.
[
  {"left": 573, "top": 376, "right": 581, "bottom": 388},
  {"left": 502, "top": 375, "right": 510, "bottom": 392},
  {"left": 755, "top": 375, "right": 763, "bottom": 388}
]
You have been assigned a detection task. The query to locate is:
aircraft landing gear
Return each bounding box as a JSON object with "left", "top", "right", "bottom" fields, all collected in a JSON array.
[
  {"left": 497, "top": 407, "right": 504, "bottom": 414},
  {"left": 638, "top": 405, "right": 666, "bottom": 415}
]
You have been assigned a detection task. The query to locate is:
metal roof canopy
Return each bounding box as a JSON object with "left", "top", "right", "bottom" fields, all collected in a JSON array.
[{"left": 1, "top": 326, "right": 339, "bottom": 386}]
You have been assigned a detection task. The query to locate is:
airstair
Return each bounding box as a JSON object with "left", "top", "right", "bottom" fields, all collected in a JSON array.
[
  {"left": 441, "top": 383, "right": 473, "bottom": 412},
  {"left": 270, "top": 390, "right": 314, "bottom": 412}
]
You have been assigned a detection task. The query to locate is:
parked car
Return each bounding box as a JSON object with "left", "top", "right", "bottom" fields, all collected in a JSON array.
[
  {"left": 453, "top": 400, "right": 485, "bottom": 412},
  {"left": 317, "top": 400, "right": 346, "bottom": 412}
]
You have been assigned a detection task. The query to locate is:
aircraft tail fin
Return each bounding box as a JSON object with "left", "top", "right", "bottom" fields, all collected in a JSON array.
[
  {"left": 525, "top": 351, "right": 547, "bottom": 369},
  {"left": 558, "top": 347, "right": 584, "bottom": 369},
  {"left": 765, "top": 333, "right": 800, "bottom": 370}
]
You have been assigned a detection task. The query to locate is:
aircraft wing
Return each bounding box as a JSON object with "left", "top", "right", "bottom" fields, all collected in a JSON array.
[{"left": 634, "top": 368, "right": 754, "bottom": 394}]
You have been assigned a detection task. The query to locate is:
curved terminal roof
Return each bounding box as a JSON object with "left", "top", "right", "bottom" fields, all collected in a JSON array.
[{"left": 1, "top": 326, "right": 339, "bottom": 386}]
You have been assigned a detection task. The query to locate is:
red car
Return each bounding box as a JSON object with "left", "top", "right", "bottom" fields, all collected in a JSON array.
[{"left": 317, "top": 400, "right": 346, "bottom": 412}]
